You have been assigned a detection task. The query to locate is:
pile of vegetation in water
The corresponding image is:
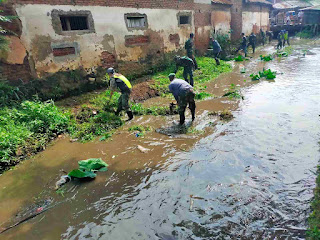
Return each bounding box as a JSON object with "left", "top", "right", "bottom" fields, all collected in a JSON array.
[
  {"left": 260, "top": 54, "right": 274, "bottom": 61},
  {"left": 250, "top": 68, "right": 277, "bottom": 81},
  {"left": 234, "top": 55, "right": 246, "bottom": 62},
  {"left": 223, "top": 84, "right": 243, "bottom": 99}
]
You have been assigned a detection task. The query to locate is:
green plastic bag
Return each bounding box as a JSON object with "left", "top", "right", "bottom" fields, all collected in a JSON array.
[
  {"left": 68, "top": 169, "right": 97, "bottom": 179},
  {"left": 78, "top": 158, "right": 108, "bottom": 172}
]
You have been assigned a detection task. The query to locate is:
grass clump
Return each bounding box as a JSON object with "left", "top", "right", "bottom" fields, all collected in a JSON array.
[
  {"left": 260, "top": 54, "right": 273, "bottom": 61},
  {"left": 234, "top": 55, "right": 246, "bottom": 62},
  {"left": 68, "top": 91, "right": 123, "bottom": 142},
  {"left": 0, "top": 100, "right": 70, "bottom": 170},
  {"left": 223, "top": 84, "right": 243, "bottom": 99},
  {"left": 209, "top": 109, "right": 234, "bottom": 121},
  {"left": 195, "top": 92, "right": 213, "bottom": 100},
  {"left": 250, "top": 68, "right": 277, "bottom": 81},
  {"left": 128, "top": 125, "right": 152, "bottom": 137}
]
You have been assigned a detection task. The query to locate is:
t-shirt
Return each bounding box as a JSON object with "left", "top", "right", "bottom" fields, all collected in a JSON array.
[{"left": 168, "top": 79, "right": 193, "bottom": 102}]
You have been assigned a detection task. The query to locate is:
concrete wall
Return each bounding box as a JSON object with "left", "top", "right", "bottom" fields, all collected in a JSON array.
[
  {"left": 14, "top": 4, "right": 195, "bottom": 77},
  {"left": 242, "top": 5, "right": 270, "bottom": 34},
  {"left": 211, "top": 10, "right": 232, "bottom": 33}
]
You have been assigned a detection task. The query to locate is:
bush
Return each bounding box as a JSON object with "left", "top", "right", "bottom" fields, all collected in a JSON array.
[{"left": 0, "top": 100, "right": 70, "bottom": 168}]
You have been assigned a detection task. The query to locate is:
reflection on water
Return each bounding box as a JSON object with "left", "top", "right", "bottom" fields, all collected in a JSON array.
[{"left": 1, "top": 44, "right": 320, "bottom": 240}]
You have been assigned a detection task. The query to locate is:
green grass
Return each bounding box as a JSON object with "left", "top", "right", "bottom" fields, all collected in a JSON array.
[
  {"left": 308, "top": 166, "right": 320, "bottom": 239},
  {"left": 0, "top": 100, "right": 71, "bottom": 170}
]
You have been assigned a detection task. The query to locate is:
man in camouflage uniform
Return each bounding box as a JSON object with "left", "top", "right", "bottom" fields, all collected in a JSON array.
[
  {"left": 174, "top": 55, "right": 195, "bottom": 86},
  {"left": 248, "top": 32, "right": 257, "bottom": 54},
  {"left": 185, "top": 33, "right": 198, "bottom": 70},
  {"left": 107, "top": 67, "right": 133, "bottom": 121}
]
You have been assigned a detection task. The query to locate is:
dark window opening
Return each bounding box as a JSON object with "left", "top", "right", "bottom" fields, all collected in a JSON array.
[
  {"left": 179, "top": 15, "right": 190, "bottom": 25},
  {"left": 60, "top": 16, "right": 88, "bottom": 31},
  {"left": 126, "top": 16, "right": 146, "bottom": 28}
]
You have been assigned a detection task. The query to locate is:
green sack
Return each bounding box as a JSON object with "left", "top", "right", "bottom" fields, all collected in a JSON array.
[
  {"left": 78, "top": 158, "right": 108, "bottom": 172},
  {"left": 68, "top": 169, "right": 97, "bottom": 179}
]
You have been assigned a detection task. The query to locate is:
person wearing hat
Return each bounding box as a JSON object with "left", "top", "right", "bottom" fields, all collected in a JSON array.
[
  {"left": 168, "top": 73, "right": 196, "bottom": 125},
  {"left": 107, "top": 67, "right": 133, "bottom": 121},
  {"left": 174, "top": 55, "right": 195, "bottom": 86},
  {"left": 185, "top": 33, "right": 198, "bottom": 69}
]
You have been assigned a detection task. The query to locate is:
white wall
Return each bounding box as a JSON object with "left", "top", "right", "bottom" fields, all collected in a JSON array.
[
  {"left": 15, "top": 4, "right": 195, "bottom": 76},
  {"left": 242, "top": 11, "right": 269, "bottom": 35}
]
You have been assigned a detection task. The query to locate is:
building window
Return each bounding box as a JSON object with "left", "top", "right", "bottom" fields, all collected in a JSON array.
[
  {"left": 51, "top": 10, "right": 95, "bottom": 35},
  {"left": 125, "top": 13, "right": 148, "bottom": 30},
  {"left": 177, "top": 12, "right": 192, "bottom": 26},
  {"left": 127, "top": 16, "right": 146, "bottom": 28},
  {"left": 179, "top": 16, "right": 190, "bottom": 25},
  {"left": 60, "top": 16, "right": 89, "bottom": 31}
]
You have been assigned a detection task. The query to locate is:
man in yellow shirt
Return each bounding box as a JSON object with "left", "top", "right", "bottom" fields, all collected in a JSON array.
[{"left": 107, "top": 68, "right": 133, "bottom": 121}]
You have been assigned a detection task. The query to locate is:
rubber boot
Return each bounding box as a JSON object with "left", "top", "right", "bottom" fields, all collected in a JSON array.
[
  {"left": 126, "top": 111, "right": 133, "bottom": 121},
  {"left": 179, "top": 114, "right": 185, "bottom": 125}
]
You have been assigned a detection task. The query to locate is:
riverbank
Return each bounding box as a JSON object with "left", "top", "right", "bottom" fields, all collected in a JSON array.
[
  {"left": 309, "top": 171, "right": 320, "bottom": 239},
  {"left": 0, "top": 57, "right": 232, "bottom": 173}
]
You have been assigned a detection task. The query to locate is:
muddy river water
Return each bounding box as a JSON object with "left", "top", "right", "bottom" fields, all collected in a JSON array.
[{"left": 1, "top": 41, "right": 320, "bottom": 239}]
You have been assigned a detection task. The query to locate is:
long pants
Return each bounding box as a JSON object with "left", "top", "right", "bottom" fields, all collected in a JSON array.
[
  {"left": 178, "top": 90, "right": 196, "bottom": 125},
  {"left": 117, "top": 91, "right": 131, "bottom": 113},
  {"left": 187, "top": 52, "right": 198, "bottom": 70},
  {"left": 247, "top": 42, "right": 255, "bottom": 53},
  {"left": 213, "top": 52, "right": 221, "bottom": 65},
  {"left": 237, "top": 45, "right": 247, "bottom": 57},
  {"left": 283, "top": 39, "right": 290, "bottom": 46},
  {"left": 277, "top": 41, "right": 282, "bottom": 49},
  {"left": 183, "top": 67, "right": 194, "bottom": 87}
]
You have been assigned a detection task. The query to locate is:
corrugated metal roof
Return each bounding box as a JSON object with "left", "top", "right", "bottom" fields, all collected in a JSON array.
[
  {"left": 301, "top": 4, "right": 320, "bottom": 10},
  {"left": 246, "top": 0, "right": 273, "bottom": 5},
  {"left": 211, "top": 0, "right": 232, "bottom": 5},
  {"left": 273, "top": 0, "right": 312, "bottom": 9}
]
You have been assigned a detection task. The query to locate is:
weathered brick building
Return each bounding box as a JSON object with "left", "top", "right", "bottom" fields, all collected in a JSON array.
[{"left": 0, "top": 0, "right": 270, "bottom": 84}]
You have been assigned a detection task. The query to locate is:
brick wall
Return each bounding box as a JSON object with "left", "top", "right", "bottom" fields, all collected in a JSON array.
[
  {"left": 125, "top": 35, "right": 150, "bottom": 47},
  {"left": 0, "top": 56, "right": 32, "bottom": 84},
  {"left": 9, "top": 0, "right": 194, "bottom": 9},
  {"left": 230, "top": 0, "right": 243, "bottom": 41},
  {"left": 52, "top": 47, "right": 76, "bottom": 57}
]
